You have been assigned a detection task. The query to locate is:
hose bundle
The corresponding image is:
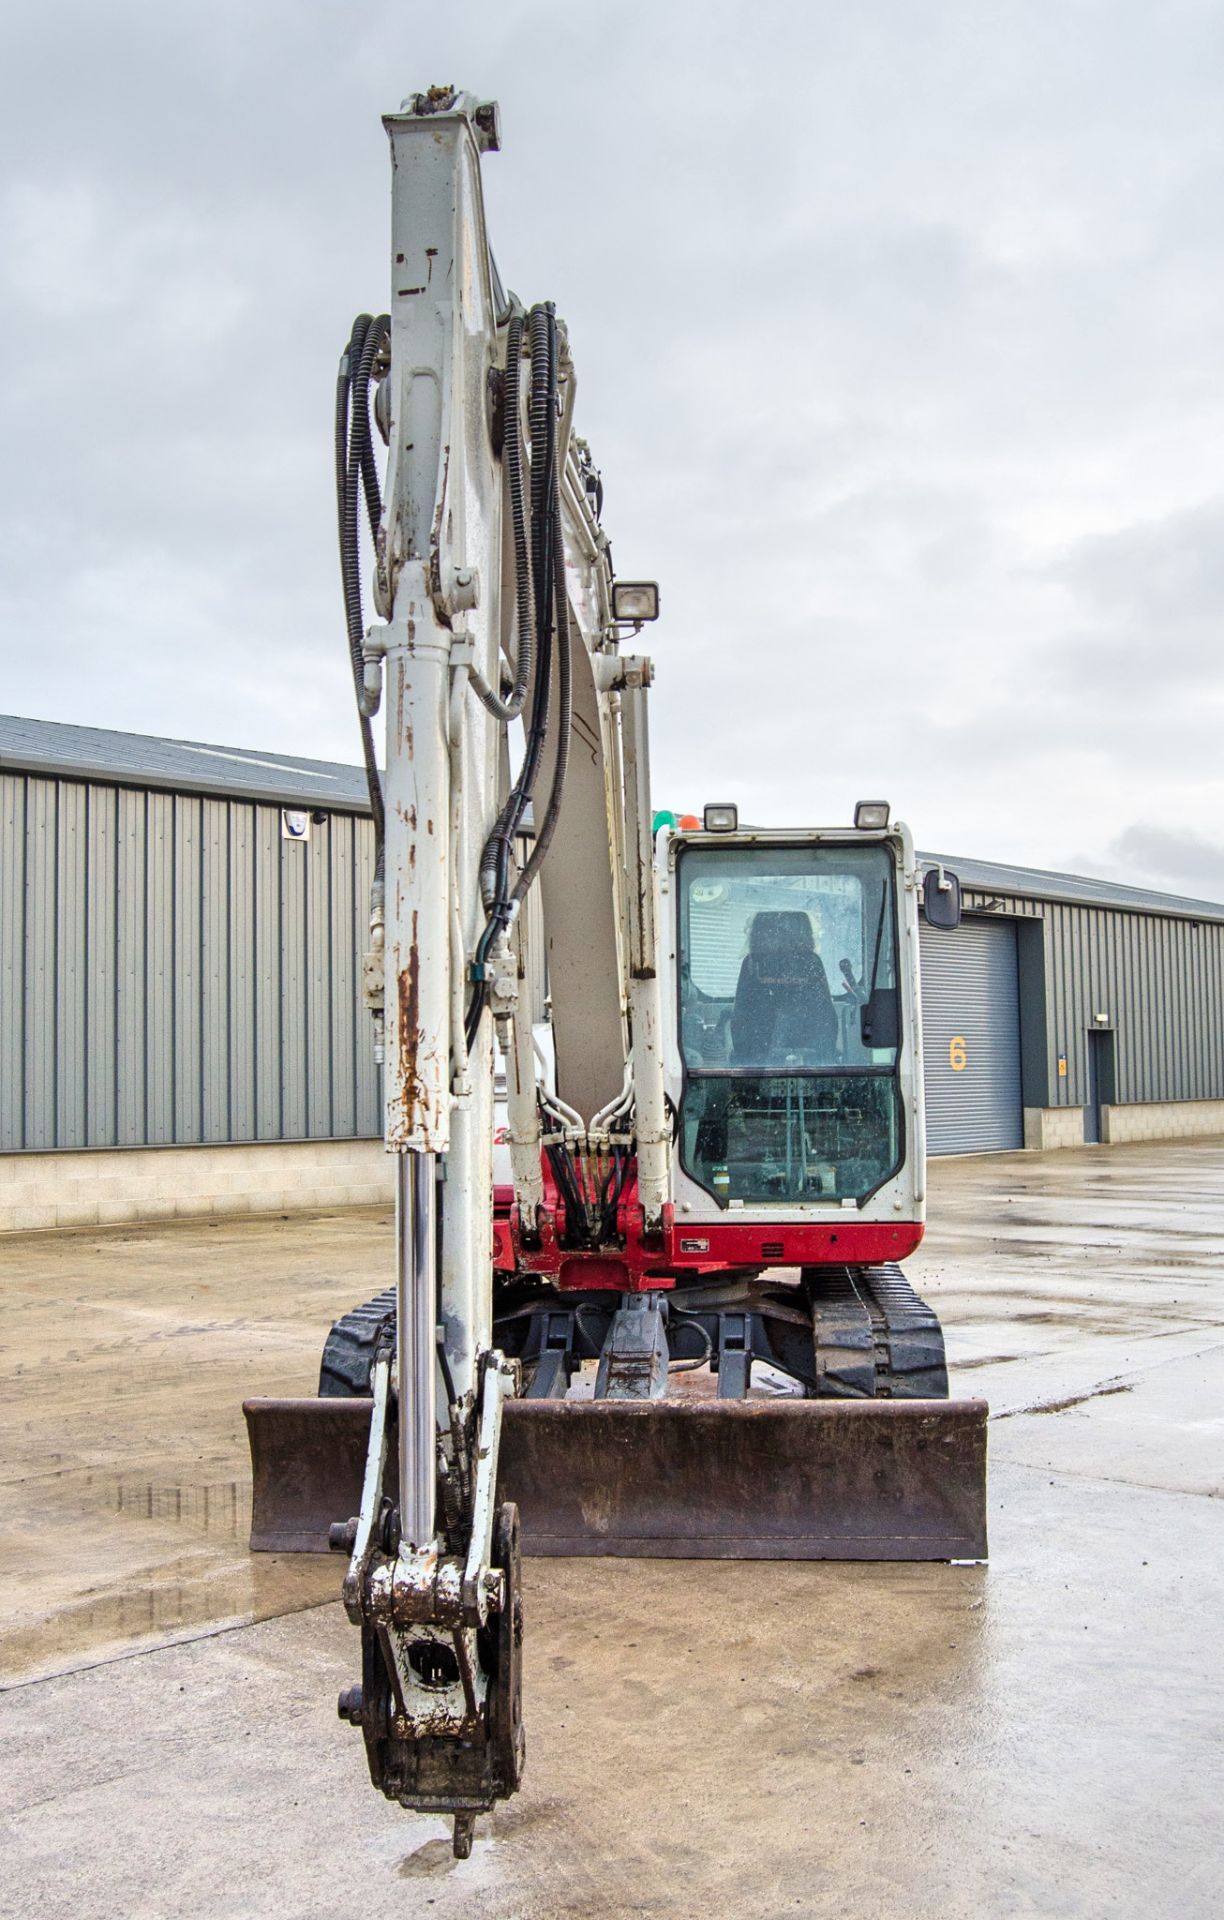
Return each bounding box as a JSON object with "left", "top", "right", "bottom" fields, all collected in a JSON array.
[
  {"left": 465, "top": 300, "right": 572, "bottom": 1048},
  {"left": 336, "top": 312, "right": 390, "bottom": 878},
  {"left": 335, "top": 300, "right": 573, "bottom": 1054}
]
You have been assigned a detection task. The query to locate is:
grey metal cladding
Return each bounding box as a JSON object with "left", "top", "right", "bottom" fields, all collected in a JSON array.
[
  {"left": 920, "top": 847, "right": 1224, "bottom": 923},
  {"left": 0, "top": 771, "right": 380, "bottom": 1151},
  {"left": 951, "top": 888, "right": 1224, "bottom": 1113}
]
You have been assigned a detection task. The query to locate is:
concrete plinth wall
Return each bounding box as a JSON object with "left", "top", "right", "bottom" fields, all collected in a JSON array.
[
  {"left": 1101, "top": 1099, "right": 1224, "bottom": 1144},
  {"left": 1023, "top": 1101, "right": 1224, "bottom": 1150},
  {"left": 6, "top": 1101, "right": 1224, "bottom": 1232},
  {"left": 0, "top": 1141, "right": 393, "bottom": 1234},
  {"left": 1024, "top": 1107, "right": 1087, "bottom": 1150}
]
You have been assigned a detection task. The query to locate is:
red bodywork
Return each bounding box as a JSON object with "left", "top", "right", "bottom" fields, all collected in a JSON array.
[{"left": 492, "top": 1164, "right": 922, "bottom": 1292}]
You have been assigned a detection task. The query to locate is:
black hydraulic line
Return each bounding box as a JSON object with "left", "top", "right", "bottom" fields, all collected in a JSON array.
[
  {"left": 465, "top": 302, "right": 567, "bottom": 1050},
  {"left": 511, "top": 481, "right": 571, "bottom": 907},
  {"left": 597, "top": 1145, "right": 630, "bottom": 1243},
  {"left": 352, "top": 316, "right": 389, "bottom": 539},
  {"left": 506, "top": 304, "right": 570, "bottom": 907},
  {"left": 469, "top": 311, "right": 533, "bottom": 725},
  {"left": 335, "top": 316, "right": 370, "bottom": 684},
  {"left": 336, "top": 312, "right": 389, "bottom": 879},
  {"left": 545, "top": 1142, "right": 588, "bottom": 1239},
  {"left": 477, "top": 313, "right": 535, "bottom": 914}
]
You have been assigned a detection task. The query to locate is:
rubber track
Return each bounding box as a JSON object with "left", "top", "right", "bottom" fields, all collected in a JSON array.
[
  {"left": 318, "top": 1285, "right": 396, "bottom": 1397},
  {"left": 856, "top": 1262, "right": 949, "bottom": 1399},
  {"left": 803, "top": 1267, "right": 876, "bottom": 1398}
]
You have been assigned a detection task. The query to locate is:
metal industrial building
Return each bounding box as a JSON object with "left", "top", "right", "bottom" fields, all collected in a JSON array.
[
  {"left": 919, "top": 855, "right": 1224, "bottom": 1154},
  {"left": 3, "top": 713, "right": 1223, "bottom": 1228}
]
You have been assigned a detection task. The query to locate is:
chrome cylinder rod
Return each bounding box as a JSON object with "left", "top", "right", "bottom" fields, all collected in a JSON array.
[{"left": 396, "top": 1149, "right": 437, "bottom": 1549}]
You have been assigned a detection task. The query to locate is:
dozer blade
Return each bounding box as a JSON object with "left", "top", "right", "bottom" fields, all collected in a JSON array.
[{"left": 245, "top": 1395, "right": 987, "bottom": 1561}]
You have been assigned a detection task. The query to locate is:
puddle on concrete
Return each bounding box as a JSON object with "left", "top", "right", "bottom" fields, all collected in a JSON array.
[
  {"left": 2, "top": 1551, "right": 341, "bottom": 1684},
  {"left": 113, "top": 1478, "right": 248, "bottom": 1537}
]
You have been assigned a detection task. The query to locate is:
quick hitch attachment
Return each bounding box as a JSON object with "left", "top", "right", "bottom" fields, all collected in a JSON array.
[{"left": 333, "top": 1339, "right": 524, "bottom": 1857}]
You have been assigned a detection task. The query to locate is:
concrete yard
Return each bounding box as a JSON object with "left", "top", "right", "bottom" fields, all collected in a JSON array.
[{"left": 1, "top": 1141, "right": 1222, "bottom": 1919}]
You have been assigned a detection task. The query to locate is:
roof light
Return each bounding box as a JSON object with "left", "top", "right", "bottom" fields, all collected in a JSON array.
[
  {"left": 611, "top": 581, "right": 660, "bottom": 624},
  {"left": 854, "top": 800, "right": 890, "bottom": 830},
  {"left": 653, "top": 807, "right": 701, "bottom": 834},
  {"left": 703, "top": 803, "right": 738, "bottom": 833}
]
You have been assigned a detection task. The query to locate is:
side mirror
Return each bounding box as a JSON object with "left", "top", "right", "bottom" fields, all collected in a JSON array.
[
  {"left": 923, "top": 866, "right": 962, "bottom": 931},
  {"left": 860, "top": 987, "right": 899, "bottom": 1050}
]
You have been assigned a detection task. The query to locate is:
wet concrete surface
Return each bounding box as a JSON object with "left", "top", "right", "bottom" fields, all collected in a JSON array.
[
  {"left": 0, "top": 1208, "right": 391, "bottom": 1680},
  {"left": 1, "top": 1140, "right": 1222, "bottom": 1917}
]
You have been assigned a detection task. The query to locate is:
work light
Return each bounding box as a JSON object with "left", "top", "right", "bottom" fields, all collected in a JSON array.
[
  {"left": 611, "top": 581, "right": 660, "bottom": 624},
  {"left": 854, "top": 801, "right": 891, "bottom": 830},
  {"left": 703, "top": 804, "right": 738, "bottom": 833}
]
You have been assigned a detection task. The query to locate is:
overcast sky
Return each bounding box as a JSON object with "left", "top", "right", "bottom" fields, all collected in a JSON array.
[{"left": 3, "top": 1, "right": 1223, "bottom": 899}]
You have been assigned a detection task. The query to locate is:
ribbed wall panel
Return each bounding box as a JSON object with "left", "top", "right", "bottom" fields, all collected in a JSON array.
[
  {"left": 229, "top": 804, "right": 255, "bottom": 1142},
  {"left": 354, "top": 816, "right": 380, "bottom": 1138},
  {"left": 201, "top": 799, "right": 229, "bottom": 1142},
  {"left": 253, "top": 803, "right": 283, "bottom": 1140},
  {"left": 0, "top": 776, "right": 23, "bottom": 1148},
  {"left": 0, "top": 773, "right": 380, "bottom": 1150},
  {"left": 145, "top": 790, "right": 175, "bottom": 1144},
  {"left": 24, "top": 779, "right": 57, "bottom": 1149},
  {"left": 57, "top": 781, "right": 87, "bottom": 1146},
  {"left": 116, "top": 788, "right": 147, "bottom": 1144},
  {"left": 961, "top": 888, "right": 1224, "bottom": 1113}
]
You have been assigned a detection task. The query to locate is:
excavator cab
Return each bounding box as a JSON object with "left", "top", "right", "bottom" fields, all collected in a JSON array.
[{"left": 672, "top": 829, "right": 909, "bottom": 1214}]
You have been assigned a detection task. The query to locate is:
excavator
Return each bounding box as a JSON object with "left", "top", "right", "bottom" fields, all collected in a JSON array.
[{"left": 243, "top": 86, "right": 987, "bottom": 1857}]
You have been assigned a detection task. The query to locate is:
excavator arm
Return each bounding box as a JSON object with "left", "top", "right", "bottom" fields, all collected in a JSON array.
[{"left": 311, "top": 86, "right": 671, "bottom": 1851}]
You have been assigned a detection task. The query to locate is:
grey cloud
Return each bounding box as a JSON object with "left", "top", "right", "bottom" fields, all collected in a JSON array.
[
  {"left": 1040, "top": 501, "right": 1224, "bottom": 709},
  {"left": 1066, "top": 824, "right": 1224, "bottom": 905},
  {"left": 1050, "top": 498, "right": 1224, "bottom": 625}
]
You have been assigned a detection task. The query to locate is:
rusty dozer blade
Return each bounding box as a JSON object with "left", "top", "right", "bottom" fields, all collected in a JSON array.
[{"left": 245, "top": 1394, "right": 987, "bottom": 1561}]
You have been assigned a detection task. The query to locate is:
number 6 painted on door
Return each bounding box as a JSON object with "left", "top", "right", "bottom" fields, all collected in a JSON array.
[{"left": 950, "top": 1035, "right": 967, "bottom": 1071}]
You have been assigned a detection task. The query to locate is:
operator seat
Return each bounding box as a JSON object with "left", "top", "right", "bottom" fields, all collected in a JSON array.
[{"left": 730, "top": 910, "right": 837, "bottom": 1066}]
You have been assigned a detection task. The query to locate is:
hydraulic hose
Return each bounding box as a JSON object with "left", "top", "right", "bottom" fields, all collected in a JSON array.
[
  {"left": 336, "top": 312, "right": 390, "bottom": 878},
  {"left": 512, "top": 483, "right": 571, "bottom": 907},
  {"left": 466, "top": 302, "right": 569, "bottom": 1050},
  {"left": 336, "top": 299, "right": 572, "bottom": 1067},
  {"left": 468, "top": 312, "right": 533, "bottom": 725}
]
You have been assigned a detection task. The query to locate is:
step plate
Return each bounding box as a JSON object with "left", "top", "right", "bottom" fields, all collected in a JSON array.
[{"left": 244, "top": 1395, "right": 987, "bottom": 1562}]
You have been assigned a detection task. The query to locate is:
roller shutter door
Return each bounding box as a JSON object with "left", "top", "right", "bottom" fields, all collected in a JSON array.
[{"left": 920, "top": 917, "right": 1023, "bottom": 1154}]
